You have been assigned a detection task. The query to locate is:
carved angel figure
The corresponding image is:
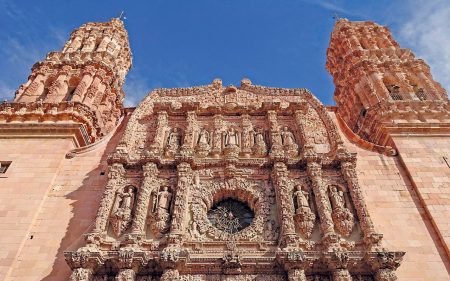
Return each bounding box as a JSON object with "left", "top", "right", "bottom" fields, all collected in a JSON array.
[{"left": 109, "top": 186, "right": 135, "bottom": 237}]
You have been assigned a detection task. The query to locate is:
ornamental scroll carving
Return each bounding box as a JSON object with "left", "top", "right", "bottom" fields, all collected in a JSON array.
[{"left": 189, "top": 177, "right": 276, "bottom": 241}]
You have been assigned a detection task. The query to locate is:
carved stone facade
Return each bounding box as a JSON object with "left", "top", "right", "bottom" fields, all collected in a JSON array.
[
  {"left": 63, "top": 73, "right": 405, "bottom": 279},
  {"left": 2, "top": 17, "right": 450, "bottom": 281}
]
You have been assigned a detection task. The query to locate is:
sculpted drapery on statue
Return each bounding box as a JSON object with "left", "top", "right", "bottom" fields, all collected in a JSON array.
[{"left": 109, "top": 185, "right": 136, "bottom": 237}]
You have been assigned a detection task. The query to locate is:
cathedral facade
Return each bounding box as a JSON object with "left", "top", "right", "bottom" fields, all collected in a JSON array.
[{"left": 0, "top": 18, "right": 449, "bottom": 281}]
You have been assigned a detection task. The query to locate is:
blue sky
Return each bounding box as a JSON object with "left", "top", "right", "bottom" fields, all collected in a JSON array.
[{"left": 0, "top": 0, "right": 449, "bottom": 106}]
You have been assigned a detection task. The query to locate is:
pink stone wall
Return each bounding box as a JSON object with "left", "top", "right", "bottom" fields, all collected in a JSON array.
[
  {"left": 0, "top": 138, "right": 75, "bottom": 281},
  {"left": 331, "top": 112, "right": 450, "bottom": 280},
  {"left": 392, "top": 135, "right": 450, "bottom": 259},
  {"left": 1, "top": 117, "right": 128, "bottom": 281}
]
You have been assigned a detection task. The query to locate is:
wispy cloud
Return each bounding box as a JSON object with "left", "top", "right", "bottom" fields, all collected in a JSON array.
[
  {"left": 0, "top": 0, "right": 70, "bottom": 99},
  {"left": 397, "top": 0, "right": 450, "bottom": 93},
  {"left": 123, "top": 70, "right": 153, "bottom": 107},
  {"left": 0, "top": 81, "right": 15, "bottom": 101},
  {"left": 299, "top": 0, "right": 365, "bottom": 18}
]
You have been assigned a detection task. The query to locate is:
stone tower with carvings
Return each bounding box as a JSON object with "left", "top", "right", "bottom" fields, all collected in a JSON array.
[
  {"left": 0, "top": 17, "right": 449, "bottom": 281},
  {"left": 13, "top": 17, "right": 131, "bottom": 144}
]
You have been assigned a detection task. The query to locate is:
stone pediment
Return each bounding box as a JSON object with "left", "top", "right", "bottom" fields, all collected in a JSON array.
[{"left": 116, "top": 79, "right": 343, "bottom": 163}]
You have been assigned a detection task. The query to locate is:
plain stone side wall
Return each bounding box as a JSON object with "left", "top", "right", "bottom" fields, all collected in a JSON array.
[
  {"left": 2, "top": 116, "right": 128, "bottom": 281},
  {"left": 0, "top": 138, "right": 75, "bottom": 281},
  {"left": 392, "top": 136, "right": 450, "bottom": 260}
]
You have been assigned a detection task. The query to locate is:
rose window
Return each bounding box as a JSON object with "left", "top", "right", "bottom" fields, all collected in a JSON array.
[{"left": 207, "top": 198, "right": 254, "bottom": 234}]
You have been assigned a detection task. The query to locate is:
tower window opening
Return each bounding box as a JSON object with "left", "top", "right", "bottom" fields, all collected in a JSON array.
[
  {"left": 387, "top": 84, "right": 403, "bottom": 100},
  {"left": 416, "top": 88, "right": 427, "bottom": 101},
  {"left": 66, "top": 87, "right": 76, "bottom": 101}
]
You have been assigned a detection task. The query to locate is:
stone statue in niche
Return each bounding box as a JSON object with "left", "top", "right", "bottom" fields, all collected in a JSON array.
[
  {"left": 195, "top": 128, "right": 211, "bottom": 157},
  {"left": 225, "top": 127, "right": 239, "bottom": 147},
  {"left": 149, "top": 185, "right": 173, "bottom": 236},
  {"left": 165, "top": 127, "right": 182, "bottom": 157},
  {"left": 329, "top": 185, "right": 354, "bottom": 237},
  {"left": 293, "top": 185, "right": 316, "bottom": 238},
  {"left": 109, "top": 185, "right": 135, "bottom": 237},
  {"left": 281, "top": 126, "right": 298, "bottom": 157},
  {"left": 224, "top": 127, "right": 240, "bottom": 156},
  {"left": 252, "top": 128, "right": 267, "bottom": 157}
]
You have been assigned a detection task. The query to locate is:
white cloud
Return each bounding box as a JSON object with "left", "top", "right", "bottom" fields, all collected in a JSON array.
[
  {"left": 123, "top": 72, "right": 152, "bottom": 107},
  {"left": 0, "top": 81, "right": 15, "bottom": 101},
  {"left": 398, "top": 0, "right": 450, "bottom": 93}
]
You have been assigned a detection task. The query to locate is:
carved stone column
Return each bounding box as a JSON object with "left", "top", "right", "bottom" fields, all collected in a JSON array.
[
  {"left": 83, "top": 69, "right": 106, "bottom": 106},
  {"left": 305, "top": 151, "right": 337, "bottom": 244},
  {"left": 148, "top": 111, "right": 168, "bottom": 155},
  {"left": 92, "top": 163, "right": 126, "bottom": 233},
  {"left": 72, "top": 67, "right": 95, "bottom": 102},
  {"left": 180, "top": 111, "right": 197, "bottom": 158},
  {"left": 18, "top": 73, "right": 46, "bottom": 102},
  {"left": 241, "top": 114, "right": 253, "bottom": 157},
  {"left": 293, "top": 108, "right": 309, "bottom": 146},
  {"left": 69, "top": 268, "right": 93, "bottom": 281},
  {"left": 116, "top": 268, "right": 136, "bottom": 281},
  {"left": 211, "top": 114, "right": 223, "bottom": 157},
  {"left": 287, "top": 268, "right": 307, "bottom": 281},
  {"left": 46, "top": 72, "right": 69, "bottom": 102},
  {"left": 337, "top": 148, "right": 380, "bottom": 248},
  {"left": 131, "top": 162, "right": 158, "bottom": 235},
  {"left": 267, "top": 110, "right": 283, "bottom": 158},
  {"left": 272, "top": 162, "right": 297, "bottom": 247},
  {"left": 169, "top": 162, "right": 193, "bottom": 242}
]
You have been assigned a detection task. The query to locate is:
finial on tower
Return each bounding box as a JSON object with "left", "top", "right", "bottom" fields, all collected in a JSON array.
[
  {"left": 332, "top": 13, "right": 340, "bottom": 22},
  {"left": 118, "top": 11, "right": 127, "bottom": 20}
]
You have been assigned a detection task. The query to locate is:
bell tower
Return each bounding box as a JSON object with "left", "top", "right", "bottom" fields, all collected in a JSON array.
[
  {"left": 327, "top": 19, "right": 450, "bottom": 260},
  {"left": 326, "top": 19, "right": 449, "bottom": 148},
  {"left": 11, "top": 17, "right": 132, "bottom": 145}
]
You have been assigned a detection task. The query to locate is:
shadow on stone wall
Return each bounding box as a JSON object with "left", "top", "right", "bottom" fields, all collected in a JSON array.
[
  {"left": 41, "top": 113, "right": 130, "bottom": 281},
  {"left": 391, "top": 156, "right": 450, "bottom": 275}
]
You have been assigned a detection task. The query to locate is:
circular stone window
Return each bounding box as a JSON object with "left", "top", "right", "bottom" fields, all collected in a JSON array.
[{"left": 207, "top": 198, "right": 254, "bottom": 234}]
